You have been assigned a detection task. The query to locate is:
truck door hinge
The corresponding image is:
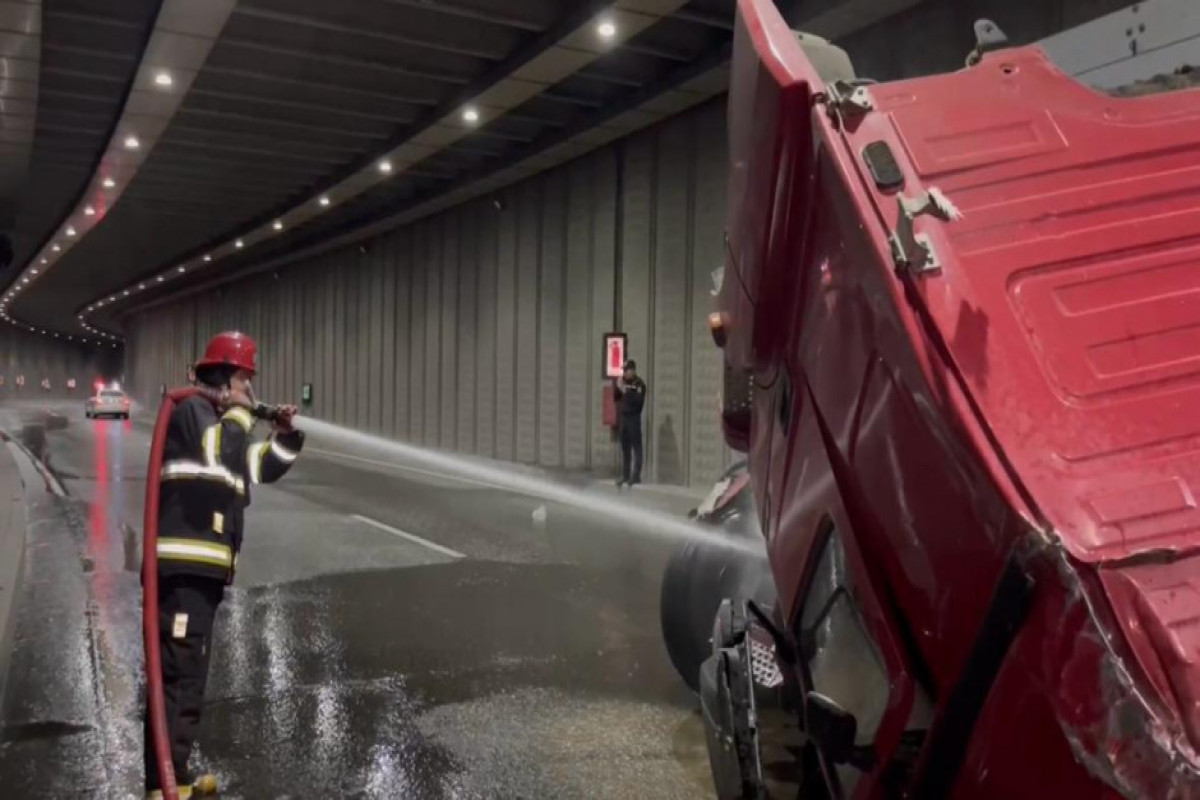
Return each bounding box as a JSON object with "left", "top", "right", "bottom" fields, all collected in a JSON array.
[
  {"left": 890, "top": 188, "right": 962, "bottom": 276},
  {"left": 824, "top": 80, "right": 873, "bottom": 120}
]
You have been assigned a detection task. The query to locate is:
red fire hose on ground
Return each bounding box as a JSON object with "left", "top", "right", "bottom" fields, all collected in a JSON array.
[{"left": 142, "top": 387, "right": 201, "bottom": 800}]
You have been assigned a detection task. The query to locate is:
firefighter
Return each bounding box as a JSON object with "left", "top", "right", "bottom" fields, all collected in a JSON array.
[
  {"left": 614, "top": 359, "right": 647, "bottom": 486},
  {"left": 143, "top": 331, "right": 303, "bottom": 799}
]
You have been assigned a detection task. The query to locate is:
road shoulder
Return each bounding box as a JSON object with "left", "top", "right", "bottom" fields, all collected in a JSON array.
[{"left": 0, "top": 438, "right": 26, "bottom": 710}]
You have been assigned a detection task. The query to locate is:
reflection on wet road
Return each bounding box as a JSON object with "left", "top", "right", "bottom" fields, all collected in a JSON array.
[{"left": 0, "top": 402, "right": 713, "bottom": 798}]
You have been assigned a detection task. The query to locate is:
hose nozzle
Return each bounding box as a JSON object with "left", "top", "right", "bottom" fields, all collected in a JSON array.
[{"left": 251, "top": 402, "right": 286, "bottom": 424}]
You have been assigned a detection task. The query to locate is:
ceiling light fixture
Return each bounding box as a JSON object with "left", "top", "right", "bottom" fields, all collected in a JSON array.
[
  {"left": 177, "top": 266, "right": 185, "bottom": 273},
  {"left": 52, "top": 244, "right": 60, "bottom": 252},
  {"left": 123, "top": 290, "right": 130, "bottom": 296},
  {"left": 40, "top": 258, "right": 46, "bottom": 264},
  {"left": 235, "top": 239, "right": 244, "bottom": 249},
  {"left": 156, "top": 276, "right": 164, "bottom": 283},
  {"left": 597, "top": 19, "right": 617, "bottom": 39},
  {"left": 462, "top": 106, "right": 480, "bottom": 124},
  {"left": 138, "top": 283, "right": 145, "bottom": 290},
  {"left": 273, "top": 220, "right": 283, "bottom": 231},
  {"left": 103, "top": 177, "right": 115, "bottom": 188},
  {"left": 318, "top": 195, "right": 330, "bottom": 207},
  {"left": 84, "top": 205, "right": 95, "bottom": 216},
  {"left": 378, "top": 159, "right": 393, "bottom": 174},
  {"left": 203, "top": 254, "right": 211, "bottom": 262},
  {"left": 30, "top": 268, "right": 37, "bottom": 275},
  {"left": 154, "top": 70, "right": 173, "bottom": 87},
  {"left": 66, "top": 226, "right": 76, "bottom": 237},
  {"left": 124, "top": 135, "right": 140, "bottom": 150}
]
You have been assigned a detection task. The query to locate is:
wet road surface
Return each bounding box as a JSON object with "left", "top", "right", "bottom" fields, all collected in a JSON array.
[{"left": 0, "top": 401, "right": 714, "bottom": 799}]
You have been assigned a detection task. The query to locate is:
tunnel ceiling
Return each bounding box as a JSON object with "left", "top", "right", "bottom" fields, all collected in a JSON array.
[
  {"left": 0, "top": 0, "right": 161, "bottom": 316},
  {"left": 0, "top": 0, "right": 745, "bottom": 341}
]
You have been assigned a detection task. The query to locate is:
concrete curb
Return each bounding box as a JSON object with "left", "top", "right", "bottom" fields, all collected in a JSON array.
[{"left": 0, "top": 436, "right": 26, "bottom": 711}]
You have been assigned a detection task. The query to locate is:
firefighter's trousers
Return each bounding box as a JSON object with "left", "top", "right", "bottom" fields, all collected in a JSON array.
[{"left": 144, "top": 574, "right": 224, "bottom": 792}]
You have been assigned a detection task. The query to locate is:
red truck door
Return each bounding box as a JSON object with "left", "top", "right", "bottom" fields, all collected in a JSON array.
[{"left": 774, "top": 398, "right": 927, "bottom": 798}]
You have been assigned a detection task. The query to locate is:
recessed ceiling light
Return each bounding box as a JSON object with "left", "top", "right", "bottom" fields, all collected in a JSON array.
[
  {"left": 203, "top": 254, "right": 211, "bottom": 262},
  {"left": 462, "top": 106, "right": 480, "bottom": 124},
  {"left": 378, "top": 159, "right": 393, "bottom": 174},
  {"left": 39, "top": 258, "right": 46, "bottom": 264},
  {"left": 154, "top": 71, "right": 173, "bottom": 87},
  {"left": 84, "top": 205, "right": 95, "bottom": 216},
  {"left": 124, "top": 135, "right": 140, "bottom": 150},
  {"left": 272, "top": 220, "right": 283, "bottom": 231},
  {"left": 21, "top": 277, "right": 28, "bottom": 284},
  {"left": 597, "top": 19, "right": 617, "bottom": 39},
  {"left": 235, "top": 239, "right": 244, "bottom": 249},
  {"left": 66, "top": 226, "right": 76, "bottom": 237},
  {"left": 102, "top": 177, "right": 115, "bottom": 188},
  {"left": 138, "top": 283, "right": 145, "bottom": 290},
  {"left": 52, "top": 244, "right": 60, "bottom": 252},
  {"left": 30, "top": 268, "right": 37, "bottom": 275},
  {"left": 177, "top": 266, "right": 185, "bottom": 273},
  {"left": 156, "top": 276, "right": 164, "bottom": 283},
  {"left": 122, "top": 290, "right": 129, "bottom": 296},
  {"left": 318, "top": 195, "right": 330, "bottom": 207}
]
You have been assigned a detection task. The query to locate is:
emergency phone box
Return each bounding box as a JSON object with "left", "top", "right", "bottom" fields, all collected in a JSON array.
[{"left": 601, "top": 383, "right": 617, "bottom": 428}]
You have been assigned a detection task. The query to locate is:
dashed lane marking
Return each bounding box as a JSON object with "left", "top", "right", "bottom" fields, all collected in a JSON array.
[{"left": 349, "top": 513, "right": 465, "bottom": 560}]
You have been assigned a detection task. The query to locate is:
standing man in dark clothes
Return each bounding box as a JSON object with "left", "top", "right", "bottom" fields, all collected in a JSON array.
[{"left": 614, "top": 359, "right": 647, "bottom": 487}]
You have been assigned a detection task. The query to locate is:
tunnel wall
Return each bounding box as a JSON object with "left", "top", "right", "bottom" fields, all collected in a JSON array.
[
  {"left": 0, "top": 325, "right": 120, "bottom": 401},
  {"left": 125, "top": 101, "right": 733, "bottom": 487}
]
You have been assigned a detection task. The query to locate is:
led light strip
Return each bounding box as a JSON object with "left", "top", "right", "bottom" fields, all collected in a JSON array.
[{"left": 78, "top": 4, "right": 692, "bottom": 335}]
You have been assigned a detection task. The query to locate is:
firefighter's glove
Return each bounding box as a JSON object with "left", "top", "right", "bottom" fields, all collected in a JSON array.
[{"left": 273, "top": 404, "right": 298, "bottom": 433}]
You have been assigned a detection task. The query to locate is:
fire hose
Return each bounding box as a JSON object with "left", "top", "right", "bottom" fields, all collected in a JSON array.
[{"left": 143, "top": 387, "right": 288, "bottom": 800}]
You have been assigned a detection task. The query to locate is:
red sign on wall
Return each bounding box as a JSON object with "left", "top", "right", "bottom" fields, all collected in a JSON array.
[
  {"left": 15, "top": 375, "right": 24, "bottom": 387},
  {"left": 603, "top": 333, "right": 627, "bottom": 379}
]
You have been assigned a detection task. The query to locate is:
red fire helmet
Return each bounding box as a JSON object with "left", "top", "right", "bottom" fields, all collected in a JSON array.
[{"left": 195, "top": 331, "right": 257, "bottom": 376}]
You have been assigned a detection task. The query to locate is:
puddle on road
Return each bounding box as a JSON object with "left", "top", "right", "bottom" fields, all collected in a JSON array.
[{"left": 200, "top": 559, "right": 711, "bottom": 798}]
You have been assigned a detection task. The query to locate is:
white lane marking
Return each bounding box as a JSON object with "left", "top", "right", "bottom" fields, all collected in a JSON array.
[
  {"left": 307, "top": 446, "right": 526, "bottom": 496},
  {"left": 350, "top": 513, "right": 465, "bottom": 560}
]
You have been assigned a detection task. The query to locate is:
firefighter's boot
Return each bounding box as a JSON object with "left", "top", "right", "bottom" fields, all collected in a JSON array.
[
  {"left": 146, "top": 787, "right": 193, "bottom": 800},
  {"left": 194, "top": 774, "right": 219, "bottom": 795}
]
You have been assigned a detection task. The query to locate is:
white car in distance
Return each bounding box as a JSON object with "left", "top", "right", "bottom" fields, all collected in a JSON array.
[{"left": 86, "top": 387, "right": 130, "bottom": 420}]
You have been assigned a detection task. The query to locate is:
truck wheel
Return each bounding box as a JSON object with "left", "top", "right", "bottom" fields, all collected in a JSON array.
[{"left": 660, "top": 539, "right": 713, "bottom": 693}]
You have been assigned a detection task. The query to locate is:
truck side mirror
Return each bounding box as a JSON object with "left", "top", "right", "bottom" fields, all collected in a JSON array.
[{"left": 806, "top": 691, "right": 858, "bottom": 765}]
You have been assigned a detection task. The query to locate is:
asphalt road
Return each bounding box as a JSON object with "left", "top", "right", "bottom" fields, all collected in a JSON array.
[{"left": 0, "top": 400, "right": 715, "bottom": 799}]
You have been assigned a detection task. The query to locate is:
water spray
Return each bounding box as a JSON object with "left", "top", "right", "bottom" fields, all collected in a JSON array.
[{"left": 295, "top": 415, "right": 762, "bottom": 556}]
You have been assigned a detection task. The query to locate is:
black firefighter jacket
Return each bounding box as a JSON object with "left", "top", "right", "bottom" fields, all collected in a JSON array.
[{"left": 156, "top": 394, "right": 304, "bottom": 582}]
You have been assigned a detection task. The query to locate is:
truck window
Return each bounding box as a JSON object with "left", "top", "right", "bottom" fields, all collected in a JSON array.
[{"left": 798, "top": 526, "right": 890, "bottom": 794}]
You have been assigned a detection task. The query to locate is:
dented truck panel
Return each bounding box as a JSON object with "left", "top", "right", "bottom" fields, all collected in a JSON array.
[{"left": 721, "top": 0, "right": 1200, "bottom": 796}]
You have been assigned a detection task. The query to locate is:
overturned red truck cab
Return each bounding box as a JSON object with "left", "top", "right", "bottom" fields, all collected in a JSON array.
[{"left": 704, "top": 0, "right": 1200, "bottom": 797}]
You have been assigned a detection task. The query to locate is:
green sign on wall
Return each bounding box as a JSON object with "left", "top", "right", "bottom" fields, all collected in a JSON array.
[{"left": 302, "top": 382, "right": 313, "bottom": 405}]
